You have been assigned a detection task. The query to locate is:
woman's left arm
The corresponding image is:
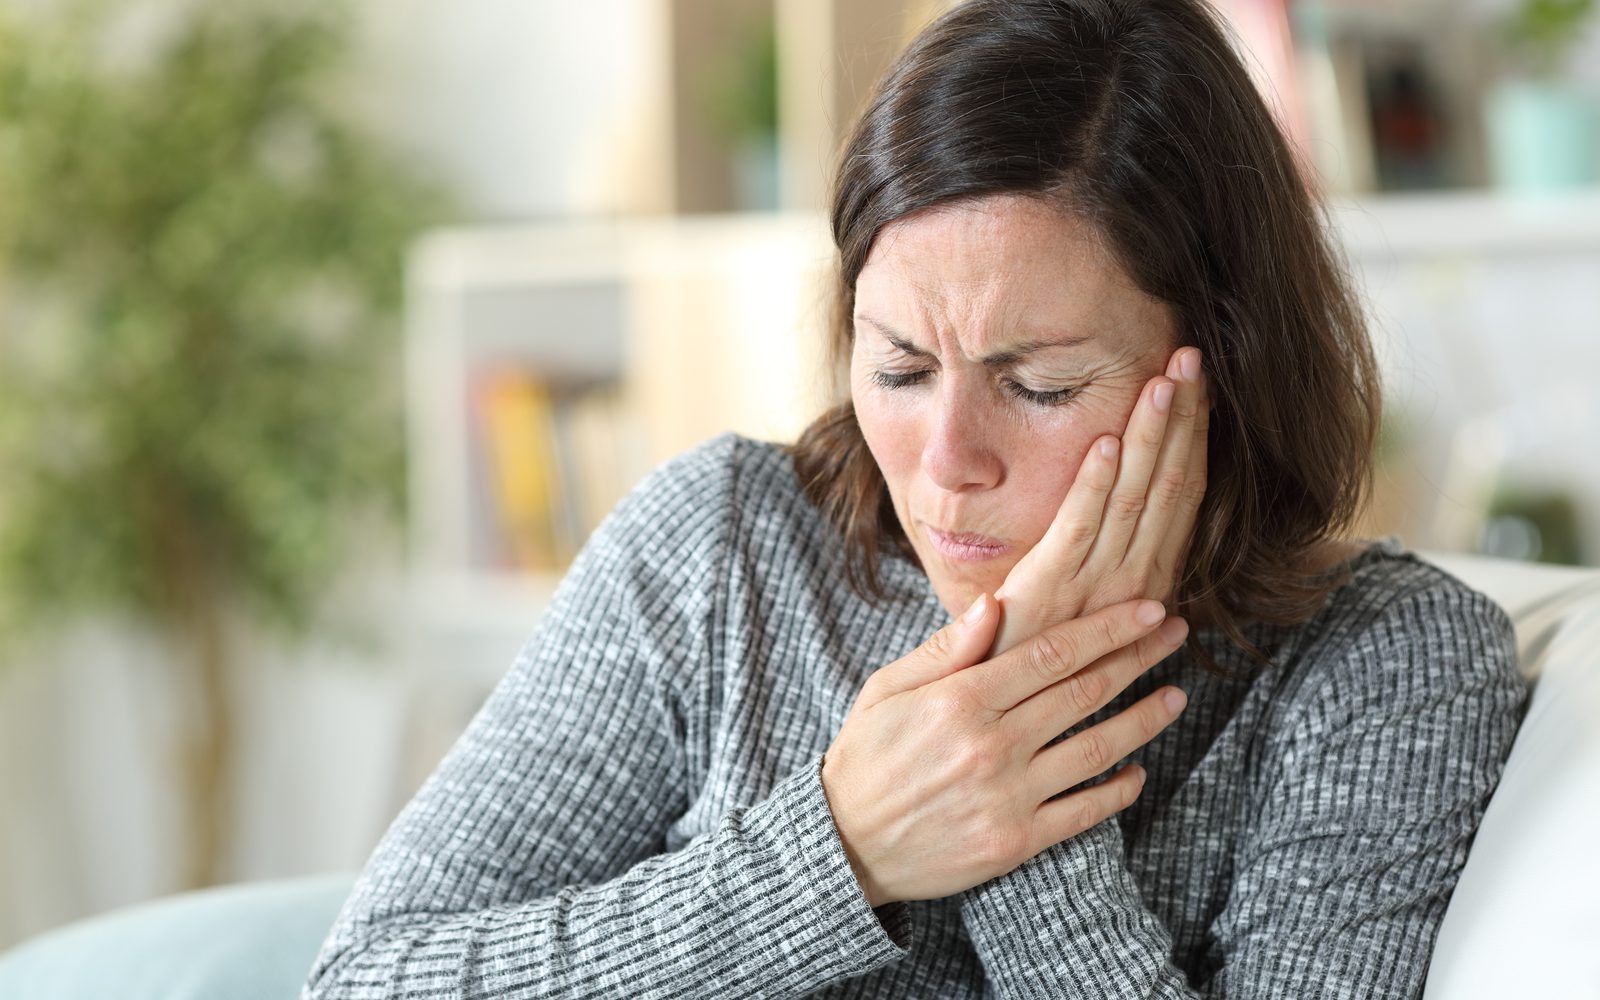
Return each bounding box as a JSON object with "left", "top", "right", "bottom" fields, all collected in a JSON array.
[{"left": 957, "top": 581, "right": 1529, "bottom": 998}]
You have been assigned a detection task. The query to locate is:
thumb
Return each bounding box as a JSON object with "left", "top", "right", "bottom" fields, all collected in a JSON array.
[{"left": 871, "top": 592, "right": 999, "bottom": 700}]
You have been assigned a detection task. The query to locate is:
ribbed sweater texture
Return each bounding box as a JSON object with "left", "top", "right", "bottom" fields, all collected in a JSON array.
[{"left": 304, "top": 430, "right": 1529, "bottom": 998}]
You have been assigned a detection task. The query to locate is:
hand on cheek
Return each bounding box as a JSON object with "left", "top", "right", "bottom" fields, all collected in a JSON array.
[{"left": 985, "top": 346, "right": 1209, "bottom": 658}]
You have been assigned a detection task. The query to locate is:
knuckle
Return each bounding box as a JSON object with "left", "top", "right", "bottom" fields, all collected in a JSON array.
[
  {"left": 1063, "top": 669, "right": 1109, "bottom": 717},
  {"left": 1063, "top": 518, "right": 1097, "bottom": 548},
  {"left": 1141, "top": 703, "right": 1172, "bottom": 738},
  {"left": 1180, "top": 479, "right": 1208, "bottom": 509},
  {"left": 977, "top": 821, "right": 1028, "bottom": 869},
  {"left": 922, "top": 624, "right": 956, "bottom": 660},
  {"left": 1095, "top": 611, "right": 1126, "bottom": 651},
  {"left": 951, "top": 734, "right": 1003, "bottom": 778},
  {"left": 924, "top": 684, "right": 973, "bottom": 724},
  {"left": 1106, "top": 492, "right": 1145, "bottom": 522},
  {"left": 1151, "top": 471, "right": 1186, "bottom": 507},
  {"left": 1077, "top": 728, "right": 1114, "bottom": 773},
  {"left": 1026, "top": 628, "right": 1076, "bottom": 681},
  {"left": 1065, "top": 797, "right": 1100, "bottom": 836}
]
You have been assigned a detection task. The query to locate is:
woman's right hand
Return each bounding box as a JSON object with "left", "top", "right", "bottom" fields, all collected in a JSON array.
[{"left": 820, "top": 594, "right": 1189, "bottom": 908}]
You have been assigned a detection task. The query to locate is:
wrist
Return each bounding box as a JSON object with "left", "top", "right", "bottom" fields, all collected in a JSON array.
[
  {"left": 843, "top": 847, "right": 891, "bottom": 909},
  {"left": 823, "top": 752, "right": 895, "bottom": 909}
]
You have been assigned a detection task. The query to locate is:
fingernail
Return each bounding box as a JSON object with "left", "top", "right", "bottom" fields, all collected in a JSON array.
[
  {"left": 1180, "top": 349, "right": 1200, "bottom": 381},
  {"left": 1135, "top": 600, "right": 1165, "bottom": 626},
  {"left": 1153, "top": 382, "right": 1174, "bottom": 412},
  {"left": 1163, "top": 688, "right": 1187, "bottom": 713},
  {"left": 964, "top": 592, "right": 987, "bottom": 625},
  {"left": 1098, "top": 437, "right": 1118, "bottom": 460},
  {"left": 1159, "top": 616, "right": 1188, "bottom": 643},
  {"left": 1136, "top": 765, "right": 1147, "bottom": 787}
]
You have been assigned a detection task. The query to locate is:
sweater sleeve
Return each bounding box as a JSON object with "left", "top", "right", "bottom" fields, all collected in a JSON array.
[
  {"left": 956, "top": 579, "right": 1529, "bottom": 998},
  {"left": 301, "top": 433, "right": 915, "bottom": 1000}
]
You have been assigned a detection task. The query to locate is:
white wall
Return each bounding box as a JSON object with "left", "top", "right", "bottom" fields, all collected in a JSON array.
[
  {"left": 0, "top": 529, "right": 423, "bottom": 950},
  {"left": 339, "top": 0, "right": 670, "bottom": 219}
]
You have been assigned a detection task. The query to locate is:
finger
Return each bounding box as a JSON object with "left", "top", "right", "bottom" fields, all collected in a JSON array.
[
  {"left": 959, "top": 598, "right": 1168, "bottom": 714},
  {"left": 1081, "top": 375, "right": 1173, "bottom": 572},
  {"left": 1151, "top": 368, "right": 1210, "bottom": 595},
  {"left": 1124, "top": 347, "right": 1205, "bottom": 577},
  {"left": 1027, "top": 762, "right": 1146, "bottom": 857},
  {"left": 1007, "top": 613, "right": 1189, "bottom": 751},
  {"left": 1027, "top": 685, "right": 1186, "bottom": 807},
  {"left": 1032, "top": 434, "right": 1121, "bottom": 579},
  {"left": 867, "top": 591, "right": 998, "bottom": 703}
]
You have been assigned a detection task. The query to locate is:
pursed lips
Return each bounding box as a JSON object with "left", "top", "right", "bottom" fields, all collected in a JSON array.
[{"left": 924, "top": 523, "right": 1009, "bottom": 550}]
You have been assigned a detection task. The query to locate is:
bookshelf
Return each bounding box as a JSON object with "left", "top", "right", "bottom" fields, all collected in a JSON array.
[
  {"left": 402, "top": 212, "right": 839, "bottom": 636},
  {"left": 405, "top": 225, "right": 631, "bottom": 591}
]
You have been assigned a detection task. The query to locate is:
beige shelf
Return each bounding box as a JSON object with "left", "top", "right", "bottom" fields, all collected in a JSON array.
[
  {"left": 615, "top": 0, "right": 956, "bottom": 214},
  {"left": 402, "top": 211, "right": 840, "bottom": 602}
]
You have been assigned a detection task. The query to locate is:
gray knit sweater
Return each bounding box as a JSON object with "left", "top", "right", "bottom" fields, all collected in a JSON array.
[{"left": 303, "top": 430, "right": 1528, "bottom": 999}]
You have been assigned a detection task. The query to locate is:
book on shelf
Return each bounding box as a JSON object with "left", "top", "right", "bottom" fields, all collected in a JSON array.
[{"left": 468, "top": 365, "right": 638, "bottom": 575}]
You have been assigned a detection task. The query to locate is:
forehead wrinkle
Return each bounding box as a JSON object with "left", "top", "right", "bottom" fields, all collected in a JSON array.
[{"left": 856, "top": 313, "right": 1095, "bottom": 367}]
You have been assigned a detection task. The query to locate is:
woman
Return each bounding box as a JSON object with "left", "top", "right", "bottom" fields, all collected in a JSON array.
[{"left": 305, "top": 0, "right": 1527, "bottom": 996}]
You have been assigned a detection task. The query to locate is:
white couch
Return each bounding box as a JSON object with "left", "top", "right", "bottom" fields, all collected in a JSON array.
[{"left": 1421, "top": 551, "right": 1600, "bottom": 996}]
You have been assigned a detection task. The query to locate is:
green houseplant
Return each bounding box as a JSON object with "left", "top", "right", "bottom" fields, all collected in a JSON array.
[
  {"left": 0, "top": 0, "right": 448, "bottom": 889},
  {"left": 1501, "top": 0, "right": 1596, "bottom": 78},
  {"left": 696, "top": 11, "right": 780, "bottom": 210}
]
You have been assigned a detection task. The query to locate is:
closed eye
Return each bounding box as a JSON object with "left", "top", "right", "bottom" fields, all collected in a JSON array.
[{"left": 869, "top": 368, "right": 1080, "bottom": 407}]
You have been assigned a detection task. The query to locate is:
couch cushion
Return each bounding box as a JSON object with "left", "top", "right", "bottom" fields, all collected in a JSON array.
[
  {"left": 0, "top": 872, "right": 356, "bottom": 1000},
  {"left": 1418, "top": 552, "right": 1600, "bottom": 998}
]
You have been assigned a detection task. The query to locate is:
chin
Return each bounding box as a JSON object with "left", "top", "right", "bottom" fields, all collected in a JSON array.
[{"left": 926, "top": 560, "right": 1011, "bottom": 619}]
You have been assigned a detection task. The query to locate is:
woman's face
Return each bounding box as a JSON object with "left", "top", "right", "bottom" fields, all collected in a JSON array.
[{"left": 850, "top": 193, "right": 1180, "bottom": 618}]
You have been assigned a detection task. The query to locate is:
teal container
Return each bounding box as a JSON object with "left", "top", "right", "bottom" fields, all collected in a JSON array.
[{"left": 1486, "top": 80, "right": 1600, "bottom": 192}]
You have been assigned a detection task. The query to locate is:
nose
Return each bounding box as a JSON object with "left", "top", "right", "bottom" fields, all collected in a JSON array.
[{"left": 920, "top": 376, "right": 1002, "bottom": 493}]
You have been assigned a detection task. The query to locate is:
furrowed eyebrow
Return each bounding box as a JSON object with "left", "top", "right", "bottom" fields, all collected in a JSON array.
[{"left": 856, "top": 314, "right": 1092, "bottom": 366}]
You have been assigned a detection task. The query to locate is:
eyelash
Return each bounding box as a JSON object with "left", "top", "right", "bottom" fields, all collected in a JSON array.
[{"left": 869, "top": 369, "right": 1080, "bottom": 407}]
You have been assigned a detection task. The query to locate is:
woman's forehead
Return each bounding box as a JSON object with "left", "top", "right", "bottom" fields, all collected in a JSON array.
[
  {"left": 856, "top": 201, "right": 1176, "bottom": 358},
  {"left": 866, "top": 195, "right": 1113, "bottom": 278}
]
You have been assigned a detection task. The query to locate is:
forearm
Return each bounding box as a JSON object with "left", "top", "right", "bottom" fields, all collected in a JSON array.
[{"left": 305, "top": 754, "right": 914, "bottom": 1000}]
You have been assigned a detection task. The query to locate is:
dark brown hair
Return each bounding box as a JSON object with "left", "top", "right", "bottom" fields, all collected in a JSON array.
[{"left": 781, "top": 0, "right": 1381, "bottom": 676}]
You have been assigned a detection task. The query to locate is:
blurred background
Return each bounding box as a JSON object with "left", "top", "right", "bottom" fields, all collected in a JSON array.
[{"left": 1, "top": 0, "right": 1597, "bottom": 952}]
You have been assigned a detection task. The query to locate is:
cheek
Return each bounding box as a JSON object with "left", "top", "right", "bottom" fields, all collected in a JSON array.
[
  {"left": 851, "top": 383, "right": 919, "bottom": 487},
  {"left": 999, "top": 388, "right": 1143, "bottom": 540},
  {"left": 1005, "top": 428, "right": 1101, "bottom": 534}
]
